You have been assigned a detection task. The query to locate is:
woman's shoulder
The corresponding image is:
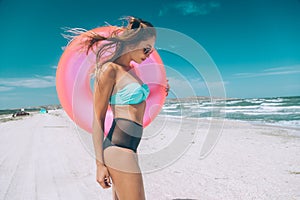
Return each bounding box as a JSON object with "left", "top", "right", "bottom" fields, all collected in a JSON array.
[
  {"left": 96, "top": 62, "right": 117, "bottom": 80},
  {"left": 102, "top": 61, "right": 118, "bottom": 70}
]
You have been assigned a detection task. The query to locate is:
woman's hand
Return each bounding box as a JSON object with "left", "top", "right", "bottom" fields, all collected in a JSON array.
[{"left": 96, "top": 164, "right": 112, "bottom": 189}]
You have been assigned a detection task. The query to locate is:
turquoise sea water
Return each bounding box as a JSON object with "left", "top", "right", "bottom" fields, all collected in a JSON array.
[
  {"left": 1, "top": 96, "right": 299, "bottom": 129},
  {"left": 161, "top": 96, "right": 300, "bottom": 129}
]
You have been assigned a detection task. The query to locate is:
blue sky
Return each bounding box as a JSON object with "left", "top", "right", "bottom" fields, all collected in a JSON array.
[{"left": 0, "top": 0, "right": 300, "bottom": 109}]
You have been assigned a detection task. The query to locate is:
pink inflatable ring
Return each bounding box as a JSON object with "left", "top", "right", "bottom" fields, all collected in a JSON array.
[{"left": 56, "top": 26, "right": 167, "bottom": 135}]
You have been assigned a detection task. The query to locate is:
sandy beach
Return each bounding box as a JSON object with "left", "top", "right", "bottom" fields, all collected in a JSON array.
[{"left": 0, "top": 109, "right": 299, "bottom": 200}]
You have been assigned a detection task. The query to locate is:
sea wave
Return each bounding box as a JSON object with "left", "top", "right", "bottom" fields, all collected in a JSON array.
[{"left": 161, "top": 96, "right": 300, "bottom": 129}]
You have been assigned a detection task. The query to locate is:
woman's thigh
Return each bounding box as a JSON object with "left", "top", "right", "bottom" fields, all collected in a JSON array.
[{"left": 104, "top": 146, "right": 145, "bottom": 200}]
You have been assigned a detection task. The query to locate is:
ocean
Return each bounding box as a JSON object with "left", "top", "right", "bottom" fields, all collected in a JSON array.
[
  {"left": 1, "top": 96, "right": 299, "bottom": 129},
  {"left": 161, "top": 96, "right": 300, "bottom": 129}
]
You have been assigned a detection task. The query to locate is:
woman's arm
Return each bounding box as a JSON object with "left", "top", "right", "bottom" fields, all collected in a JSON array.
[{"left": 92, "top": 63, "right": 116, "bottom": 167}]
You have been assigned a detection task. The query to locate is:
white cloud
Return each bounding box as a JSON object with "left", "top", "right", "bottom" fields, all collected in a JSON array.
[
  {"left": 159, "top": 0, "right": 220, "bottom": 16},
  {"left": 0, "top": 86, "right": 14, "bottom": 92},
  {"left": 51, "top": 65, "right": 58, "bottom": 69},
  {"left": 233, "top": 65, "right": 300, "bottom": 78},
  {"left": 0, "top": 75, "right": 56, "bottom": 89},
  {"left": 167, "top": 76, "right": 227, "bottom": 98},
  {"left": 166, "top": 76, "right": 200, "bottom": 97}
]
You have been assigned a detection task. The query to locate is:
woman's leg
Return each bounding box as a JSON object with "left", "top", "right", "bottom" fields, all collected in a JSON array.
[
  {"left": 112, "top": 184, "right": 119, "bottom": 200},
  {"left": 104, "top": 146, "right": 145, "bottom": 200}
]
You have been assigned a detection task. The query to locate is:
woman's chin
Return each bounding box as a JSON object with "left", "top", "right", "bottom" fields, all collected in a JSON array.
[{"left": 133, "top": 58, "right": 146, "bottom": 64}]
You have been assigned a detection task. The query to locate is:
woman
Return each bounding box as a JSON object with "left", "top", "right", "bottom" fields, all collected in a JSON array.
[{"left": 84, "top": 16, "right": 169, "bottom": 199}]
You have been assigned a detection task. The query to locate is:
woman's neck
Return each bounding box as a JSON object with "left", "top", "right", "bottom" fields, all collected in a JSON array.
[{"left": 114, "top": 54, "right": 132, "bottom": 71}]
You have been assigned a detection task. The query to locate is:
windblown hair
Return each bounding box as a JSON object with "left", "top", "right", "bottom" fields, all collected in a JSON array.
[{"left": 62, "top": 16, "right": 156, "bottom": 79}]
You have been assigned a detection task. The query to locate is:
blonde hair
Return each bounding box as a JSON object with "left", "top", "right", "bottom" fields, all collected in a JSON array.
[{"left": 62, "top": 16, "right": 156, "bottom": 79}]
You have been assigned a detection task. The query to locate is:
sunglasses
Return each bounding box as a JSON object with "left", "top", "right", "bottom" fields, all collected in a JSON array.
[{"left": 143, "top": 47, "right": 153, "bottom": 55}]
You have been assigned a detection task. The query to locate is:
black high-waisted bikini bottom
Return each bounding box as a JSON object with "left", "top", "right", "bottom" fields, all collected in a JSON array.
[{"left": 103, "top": 118, "right": 143, "bottom": 153}]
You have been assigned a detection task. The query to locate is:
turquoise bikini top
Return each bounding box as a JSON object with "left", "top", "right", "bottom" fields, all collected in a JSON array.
[{"left": 109, "top": 82, "right": 150, "bottom": 105}]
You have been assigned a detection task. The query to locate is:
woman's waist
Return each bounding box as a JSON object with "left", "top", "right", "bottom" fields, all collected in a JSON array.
[
  {"left": 112, "top": 115, "right": 144, "bottom": 126},
  {"left": 112, "top": 117, "right": 144, "bottom": 127},
  {"left": 111, "top": 104, "right": 145, "bottom": 125}
]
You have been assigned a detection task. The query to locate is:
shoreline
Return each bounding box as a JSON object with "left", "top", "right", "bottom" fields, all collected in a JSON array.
[
  {"left": 155, "top": 114, "right": 300, "bottom": 135},
  {"left": 2, "top": 109, "right": 299, "bottom": 134}
]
